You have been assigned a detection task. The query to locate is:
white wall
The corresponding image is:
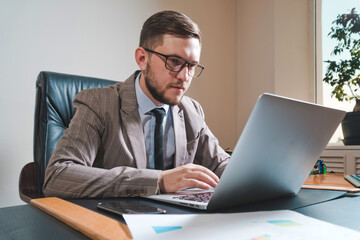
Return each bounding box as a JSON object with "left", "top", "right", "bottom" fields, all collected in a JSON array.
[{"left": 0, "top": 0, "right": 238, "bottom": 207}]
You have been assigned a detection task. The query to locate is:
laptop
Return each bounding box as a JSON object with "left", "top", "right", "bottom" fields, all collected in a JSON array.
[{"left": 145, "top": 93, "right": 346, "bottom": 211}]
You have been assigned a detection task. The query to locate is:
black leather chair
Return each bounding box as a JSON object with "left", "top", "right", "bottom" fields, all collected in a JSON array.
[{"left": 19, "top": 71, "right": 117, "bottom": 203}]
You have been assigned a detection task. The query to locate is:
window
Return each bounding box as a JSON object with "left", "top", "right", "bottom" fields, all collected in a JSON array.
[{"left": 320, "top": 0, "right": 360, "bottom": 144}]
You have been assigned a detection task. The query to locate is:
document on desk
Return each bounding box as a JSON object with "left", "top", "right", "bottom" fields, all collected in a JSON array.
[{"left": 123, "top": 210, "right": 360, "bottom": 240}]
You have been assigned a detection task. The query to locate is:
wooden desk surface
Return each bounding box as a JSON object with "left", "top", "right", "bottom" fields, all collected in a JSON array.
[
  {"left": 302, "top": 173, "right": 360, "bottom": 193},
  {"left": 31, "top": 197, "right": 132, "bottom": 240}
]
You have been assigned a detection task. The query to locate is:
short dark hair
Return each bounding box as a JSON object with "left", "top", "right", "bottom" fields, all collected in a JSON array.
[{"left": 139, "top": 10, "right": 201, "bottom": 49}]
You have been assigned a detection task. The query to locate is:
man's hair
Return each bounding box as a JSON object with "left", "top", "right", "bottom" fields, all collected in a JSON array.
[{"left": 139, "top": 10, "right": 201, "bottom": 49}]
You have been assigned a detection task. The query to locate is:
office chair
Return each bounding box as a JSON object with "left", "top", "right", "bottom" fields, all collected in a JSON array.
[{"left": 18, "top": 71, "right": 117, "bottom": 203}]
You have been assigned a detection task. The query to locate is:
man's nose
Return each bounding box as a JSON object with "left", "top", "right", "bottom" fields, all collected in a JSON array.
[{"left": 176, "top": 64, "right": 190, "bottom": 82}]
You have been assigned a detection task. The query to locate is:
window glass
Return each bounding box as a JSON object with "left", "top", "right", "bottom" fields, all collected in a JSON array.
[{"left": 322, "top": 0, "right": 360, "bottom": 144}]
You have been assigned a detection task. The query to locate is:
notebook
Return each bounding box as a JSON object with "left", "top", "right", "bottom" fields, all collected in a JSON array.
[{"left": 145, "top": 93, "right": 346, "bottom": 211}]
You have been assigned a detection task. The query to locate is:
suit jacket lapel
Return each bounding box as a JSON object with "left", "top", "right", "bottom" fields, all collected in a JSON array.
[
  {"left": 172, "top": 105, "right": 187, "bottom": 167},
  {"left": 119, "top": 72, "right": 147, "bottom": 169}
]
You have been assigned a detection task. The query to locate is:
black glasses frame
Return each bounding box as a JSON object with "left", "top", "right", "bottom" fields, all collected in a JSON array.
[{"left": 143, "top": 48, "right": 204, "bottom": 78}]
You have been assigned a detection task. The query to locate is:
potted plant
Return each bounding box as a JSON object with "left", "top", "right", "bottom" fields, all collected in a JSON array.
[{"left": 323, "top": 8, "right": 360, "bottom": 145}]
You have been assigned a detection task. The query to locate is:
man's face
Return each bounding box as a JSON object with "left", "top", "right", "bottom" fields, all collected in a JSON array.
[{"left": 140, "top": 35, "right": 201, "bottom": 106}]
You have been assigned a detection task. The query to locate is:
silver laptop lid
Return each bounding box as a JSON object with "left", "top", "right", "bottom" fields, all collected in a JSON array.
[{"left": 207, "top": 93, "right": 346, "bottom": 211}]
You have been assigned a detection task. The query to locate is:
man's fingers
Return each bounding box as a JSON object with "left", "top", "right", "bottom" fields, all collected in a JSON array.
[
  {"left": 185, "top": 164, "right": 219, "bottom": 183},
  {"left": 199, "top": 167, "right": 219, "bottom": 183},
  {"left": 185, "top": 171, "right": 218, "bottom": 188},
  {"left": 159, "top": 164, "right": 220, "bottom": 193},
  {"left": 183, "top": 178, "right": 212, "bottom": 190}
]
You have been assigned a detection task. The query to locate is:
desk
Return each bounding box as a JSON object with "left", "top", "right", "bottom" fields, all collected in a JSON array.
[
  {"left": 0, "top": 204, "right": 89, "bottom": 240},
  {"left": 1, "top": 190, "right": 359, "bottom": 239},
  {"left": 296, "top": 193, "right": 360, "bottom": 231}
]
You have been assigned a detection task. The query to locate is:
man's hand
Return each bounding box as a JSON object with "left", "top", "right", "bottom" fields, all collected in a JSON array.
[{"left": 158, "top": 163, "right": 219, "bottom": 193}]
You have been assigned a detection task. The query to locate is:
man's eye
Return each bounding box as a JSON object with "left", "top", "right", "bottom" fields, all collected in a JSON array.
[
  {"left": 169, "top": 58, "right": 183, "bottom": 66},
  {"left": 188, "top": 63, "right": 196, "bottom": 69}
]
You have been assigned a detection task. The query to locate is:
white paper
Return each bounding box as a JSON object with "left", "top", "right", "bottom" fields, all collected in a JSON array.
[{"left": 123, "top": 210, "right": 360, "bottom": 240}]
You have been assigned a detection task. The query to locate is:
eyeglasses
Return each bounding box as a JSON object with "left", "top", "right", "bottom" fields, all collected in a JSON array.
[{"left": 143, "top": 48, "right": 204, "bottom": 78}]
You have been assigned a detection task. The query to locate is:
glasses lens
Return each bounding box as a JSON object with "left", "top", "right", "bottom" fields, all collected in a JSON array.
[
  {"left": 166, "top": 57, "right": 185, "bottom": 71},
  {"left": 165, "top": 56, "right": 204, "bottom": 77},
  {"left": 191, "top": 65, "right": 203, "bottom": 77}
]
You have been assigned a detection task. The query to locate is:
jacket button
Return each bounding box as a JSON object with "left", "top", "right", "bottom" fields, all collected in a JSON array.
[
  {"left": 126, "top": 188, "right": 132, "bottom": 197},
  {"left": 133, "top": 188, "right": 140, "bottom": 196},
  {"left": 140, "top": 188, "right": 147, "bottom": 195}
]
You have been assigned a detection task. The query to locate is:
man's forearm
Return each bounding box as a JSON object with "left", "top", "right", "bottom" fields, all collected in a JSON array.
[{"left": 43, "top": 163, "right": 161, "bottom": 198}]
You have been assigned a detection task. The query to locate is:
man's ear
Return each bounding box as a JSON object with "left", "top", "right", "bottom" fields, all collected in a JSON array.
[{"left": 135, "top": 47, "right": 148, "bottom": 71}]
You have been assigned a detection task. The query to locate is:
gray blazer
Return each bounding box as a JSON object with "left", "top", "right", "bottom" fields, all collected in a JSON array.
[{"left": 43, "top": 71, "right": 230, "bottom": 198}]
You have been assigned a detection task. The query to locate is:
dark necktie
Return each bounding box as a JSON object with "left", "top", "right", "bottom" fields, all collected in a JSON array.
[{"left": 151, "top": 108, "right": 166, "bottom": 170}]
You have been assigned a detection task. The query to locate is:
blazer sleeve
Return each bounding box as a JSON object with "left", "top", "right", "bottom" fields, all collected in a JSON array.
[{"left": 43, "top": 88, "right": 161, "bottom": 199}]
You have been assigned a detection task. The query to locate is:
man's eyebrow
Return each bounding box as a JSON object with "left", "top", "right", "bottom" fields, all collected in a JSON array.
[{"left": 170, "top": 54, "right": 199, "bottom": 64}]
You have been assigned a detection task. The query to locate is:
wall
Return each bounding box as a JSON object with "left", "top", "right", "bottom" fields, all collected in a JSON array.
[
  {"left": 237, "top": 0, "right": 315, "bottom": 134},
  {"left": 274, "top": 0, "right": 315, "bottom": 101},
  {"left": 0, "top": 0, "right": 238, "bottom": 207}
]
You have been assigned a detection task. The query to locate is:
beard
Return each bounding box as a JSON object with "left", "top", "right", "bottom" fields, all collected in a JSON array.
[{"left": 144, "top": 63, "right": 185, "bottom": 106}]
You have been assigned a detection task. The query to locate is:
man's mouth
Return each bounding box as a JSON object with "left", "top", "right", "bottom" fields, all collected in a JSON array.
[{"left": 170, "top": 85, "right": 185, "bottom": 90}]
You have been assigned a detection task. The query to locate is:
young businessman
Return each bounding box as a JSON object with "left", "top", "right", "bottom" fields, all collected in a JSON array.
[{"left": 43, "top": 10, "right": 230, "bottom": 198}]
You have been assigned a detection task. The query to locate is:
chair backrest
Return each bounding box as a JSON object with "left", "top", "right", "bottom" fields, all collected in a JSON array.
[{"left": 34, "top": 71, "right": 117, "bottom": 194}]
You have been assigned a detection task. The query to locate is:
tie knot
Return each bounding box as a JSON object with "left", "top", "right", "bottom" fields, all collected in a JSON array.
[{"left": 151, "top": 108, "right": 166, "bottom": 124}]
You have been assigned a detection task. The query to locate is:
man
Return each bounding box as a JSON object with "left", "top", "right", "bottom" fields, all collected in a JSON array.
[{"left": 43, "top": 10, "right": 230, "bottom": 198}]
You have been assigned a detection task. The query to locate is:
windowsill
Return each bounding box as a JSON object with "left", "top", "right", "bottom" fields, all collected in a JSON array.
[
  {"left": 325, "top": 144, "right": 360, "bottom": 150},
  {"left": 326, "top": 142, "right": 345, "bottom": 147}
]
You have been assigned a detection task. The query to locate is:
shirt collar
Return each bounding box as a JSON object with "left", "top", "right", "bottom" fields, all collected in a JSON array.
[{"left": 135, "top": 73, "right": 169, "bottom": 114}]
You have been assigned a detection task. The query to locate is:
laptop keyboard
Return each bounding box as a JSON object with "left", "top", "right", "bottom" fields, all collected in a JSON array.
[
  {"left": 173, "top": 192, "right": 213, "bottom": 203},
  {"left": 345, "top": 174, "right": 360, "bottom": 187}
]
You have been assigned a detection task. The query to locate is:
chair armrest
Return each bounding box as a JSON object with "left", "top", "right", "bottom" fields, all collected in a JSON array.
[{"left": 19, "top": 162, "right": 44, "bottom": 203}]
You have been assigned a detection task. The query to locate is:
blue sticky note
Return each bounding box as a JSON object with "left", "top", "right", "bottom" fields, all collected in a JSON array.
[
  {"left": 268, "top": 220, "right": 301, "bottom": 227},
  {"left": 152, "top": 226, "right": 182, "bottom": 234}
]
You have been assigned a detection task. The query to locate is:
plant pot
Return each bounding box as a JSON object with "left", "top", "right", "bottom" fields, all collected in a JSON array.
[{"left": 342, "top": 111, "right": 360, "bottom": 145}]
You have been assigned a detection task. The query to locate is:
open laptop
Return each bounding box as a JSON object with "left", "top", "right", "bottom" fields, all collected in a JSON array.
[{"left": 145, "top": 93, "right": 346, "bottom": 211}]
